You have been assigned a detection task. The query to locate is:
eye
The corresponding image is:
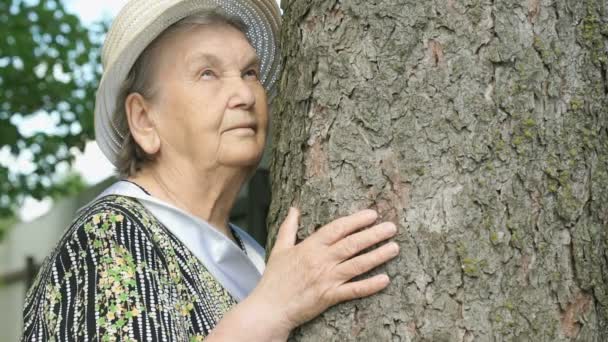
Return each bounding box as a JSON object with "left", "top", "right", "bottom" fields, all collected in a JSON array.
[
  {"left": 243, "top": 69, "right": 260, "bottom": 80},
  {"left": 200, "top": 69, "right": 217, "bottom": 80}
]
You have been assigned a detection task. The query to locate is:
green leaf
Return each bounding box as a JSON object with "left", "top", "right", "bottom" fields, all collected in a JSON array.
[
  {"left": 0, "top": 0, "right": 105, "bottom": 230},
  {"left": 0, "top": 123, "right": 19, "bottom": 146}
]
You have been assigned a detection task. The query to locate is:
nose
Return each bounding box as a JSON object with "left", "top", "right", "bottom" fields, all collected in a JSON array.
[{"left": 227, "top": 77, "right": 256, "bottom": 109}]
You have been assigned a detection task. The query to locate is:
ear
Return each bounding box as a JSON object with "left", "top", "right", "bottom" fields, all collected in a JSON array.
[{"left": 125, "top": 93, "right": 160, "bottom": 155}]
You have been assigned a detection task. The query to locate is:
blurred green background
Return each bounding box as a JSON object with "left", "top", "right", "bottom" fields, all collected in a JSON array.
[{"left": 0, "top": 0, "right": 112, "bottom": 239}]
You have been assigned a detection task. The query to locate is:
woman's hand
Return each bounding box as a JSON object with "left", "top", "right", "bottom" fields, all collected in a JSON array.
[{"left": 249, "top": 207, "right": 400, "bottom": 337}]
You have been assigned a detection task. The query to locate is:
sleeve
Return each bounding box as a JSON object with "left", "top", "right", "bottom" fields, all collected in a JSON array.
[{"left": 21, "top": 203, "right": 179, "bottom": 342}]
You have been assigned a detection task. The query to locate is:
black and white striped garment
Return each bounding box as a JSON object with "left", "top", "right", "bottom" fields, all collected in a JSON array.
[{"left": 22, "top": 194, "right": 244, "bottom": 342}]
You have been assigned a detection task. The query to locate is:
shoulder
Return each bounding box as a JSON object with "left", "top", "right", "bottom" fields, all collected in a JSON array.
[
  {"left": 28, "top": 194, "right": 160, "bottom": 293},
  {"left": 77, "top": 194, "right": 150, "bottom": 227},
  {"left": 22, "top": 195, "right": 167, "bottom": 340},
  {"left": 28, "top": 194, "right": 159, "bottom": 284},
  {"left": 65, "top": 194, "right": 159, "bottom": 242}
]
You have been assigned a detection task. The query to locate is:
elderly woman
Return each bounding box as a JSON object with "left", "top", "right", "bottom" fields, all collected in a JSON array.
[{"left": 21, "top": 0, "right": 399, "bottom": 341}]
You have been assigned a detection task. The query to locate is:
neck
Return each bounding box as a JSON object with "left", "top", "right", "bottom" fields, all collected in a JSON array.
[{"left": 129, "top": 162, "right": 250, "bottom": 240}]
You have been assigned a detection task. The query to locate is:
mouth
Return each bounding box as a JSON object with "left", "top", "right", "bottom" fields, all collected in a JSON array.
[{"left": 225, "top": 122, "right": 258, "bottom": 134}]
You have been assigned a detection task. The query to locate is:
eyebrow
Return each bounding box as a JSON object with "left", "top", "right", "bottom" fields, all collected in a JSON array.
[{"left": 186, "top": 52, "right": 261, "bottom": 70}]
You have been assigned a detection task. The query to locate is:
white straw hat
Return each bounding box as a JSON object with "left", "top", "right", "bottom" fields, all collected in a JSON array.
[{"left": 94, "top": 0, "right": 281, "bottom": 166}]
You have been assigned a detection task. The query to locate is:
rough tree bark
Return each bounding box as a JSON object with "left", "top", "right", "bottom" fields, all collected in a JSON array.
[{"left": 267, "top": 0, "right": 608, "bottom": 340}]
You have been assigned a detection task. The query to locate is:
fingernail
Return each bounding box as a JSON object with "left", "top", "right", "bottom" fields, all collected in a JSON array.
[
  {"left": 385, "top": 223, "right": 397, "bottom": 234},
  {"left": 390, "top": 242, "right": 400, "bottom": 255}
]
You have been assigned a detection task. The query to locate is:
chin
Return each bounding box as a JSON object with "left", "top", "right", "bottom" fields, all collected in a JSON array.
[{"left": 218, "top": 151, "right": 263, "bottom": 168}]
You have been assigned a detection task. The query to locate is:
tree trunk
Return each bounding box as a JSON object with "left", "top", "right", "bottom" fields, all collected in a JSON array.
[{"left": 267, "top": 0, "right": 608, "bottom": 340}]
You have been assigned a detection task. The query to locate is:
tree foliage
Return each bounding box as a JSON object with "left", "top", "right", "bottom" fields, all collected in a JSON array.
[{"left": 0, "top": 0, "right": 104, "bottom": 218}]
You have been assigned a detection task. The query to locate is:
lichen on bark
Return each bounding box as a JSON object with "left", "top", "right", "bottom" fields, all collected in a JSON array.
[{"left": 269, "top": 0, "right": 608, "bottom": 340}]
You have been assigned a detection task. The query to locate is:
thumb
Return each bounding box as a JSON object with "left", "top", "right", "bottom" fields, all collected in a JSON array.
[{"left": 274, "top": 207, "right": 300, "bottom": 250}]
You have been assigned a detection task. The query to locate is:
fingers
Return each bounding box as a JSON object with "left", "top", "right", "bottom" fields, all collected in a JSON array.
[
  {"left": 331, "top": 222, "right": 397, "bottom": 260},
  {"left": 335, "top": 241, "right": 399, "bottom": 281},
  {"left": 332, "top": 274, "right": 391, "bottom": 304},
  {"left": 274, "top": 207, "right": 300, "bottom": 250},
  {"left": 315, "top": 209, "right": 378, "bottom": 245}
]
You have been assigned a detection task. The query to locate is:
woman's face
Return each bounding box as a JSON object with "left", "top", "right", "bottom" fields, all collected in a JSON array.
[{"left": 147, "top": 23, "right": 268, "bottom": 172}]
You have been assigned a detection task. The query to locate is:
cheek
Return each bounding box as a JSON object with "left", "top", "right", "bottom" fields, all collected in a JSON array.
[
  {"left": 165, "top": 92, "right": 222, "bottom": 131},
  {"left": 153, "top": 105, "right": 212, "bottom": 154},
  {"left": 256, "top": 90, "right": 269, "bottom": 121}
]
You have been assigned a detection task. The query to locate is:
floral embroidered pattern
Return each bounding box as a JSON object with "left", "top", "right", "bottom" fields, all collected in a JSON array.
[{"left": 22, "top": 195, "right": 238, "bottom": 341}]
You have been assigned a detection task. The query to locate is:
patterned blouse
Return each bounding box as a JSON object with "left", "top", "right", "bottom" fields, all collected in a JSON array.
[{"left": 22, "top": 194, "right": 244, "bottom": 341}]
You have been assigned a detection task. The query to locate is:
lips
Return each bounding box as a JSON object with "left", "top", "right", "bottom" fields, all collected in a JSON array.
[{"left": 224, "top": 122, "right": 257, "bottom": 133}]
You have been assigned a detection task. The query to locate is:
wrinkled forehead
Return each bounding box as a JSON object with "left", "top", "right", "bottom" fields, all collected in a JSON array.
[{"left": 151, "top": 22, "right": 260, "bottom": 70}]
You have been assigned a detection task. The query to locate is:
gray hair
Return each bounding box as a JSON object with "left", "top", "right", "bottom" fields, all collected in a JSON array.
[{"left": 114, "top": 8, "right": 249, "bottom": 177}]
